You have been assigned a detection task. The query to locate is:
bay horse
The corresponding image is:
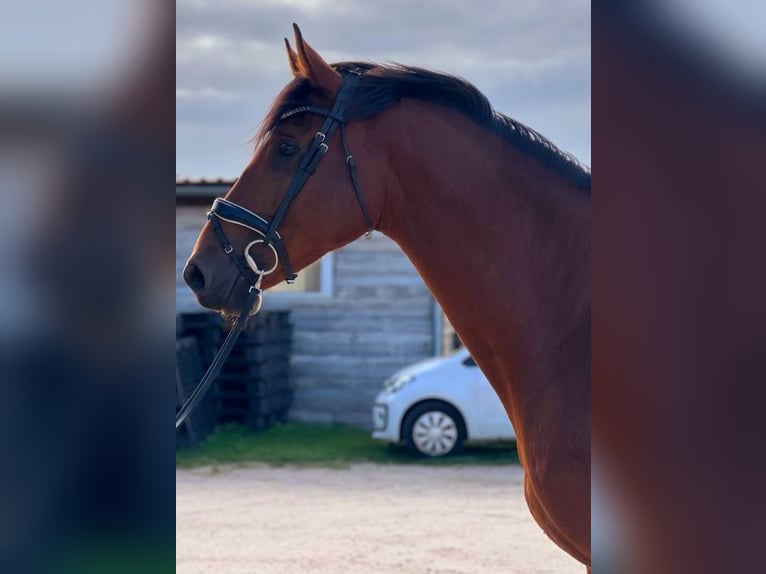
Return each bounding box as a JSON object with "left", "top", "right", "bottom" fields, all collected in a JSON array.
[{"left": 184, "top": 25, "right": 590, "bottom": 569}]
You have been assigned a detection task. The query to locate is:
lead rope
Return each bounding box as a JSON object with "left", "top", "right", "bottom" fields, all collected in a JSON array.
[
  {"left": 178, "top": 211, "right": 276, "bottom": 429},
  {"left": 176, "top": 281, "right": 262, "bottom": 429}
]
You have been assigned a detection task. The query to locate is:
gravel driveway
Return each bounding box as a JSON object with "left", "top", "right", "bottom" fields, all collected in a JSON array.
[{"left": 177, "top": 464, "right": 582, "bottom": 574}]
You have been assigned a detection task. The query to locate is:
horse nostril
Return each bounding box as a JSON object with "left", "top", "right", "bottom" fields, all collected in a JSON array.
[{"left": 183, "top": 262, "right": 206, "bottom": 292}]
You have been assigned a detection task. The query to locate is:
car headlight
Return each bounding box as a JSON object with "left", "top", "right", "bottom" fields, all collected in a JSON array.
[{"left": 384, "top": 374, "right": 415, "bottom": 393}]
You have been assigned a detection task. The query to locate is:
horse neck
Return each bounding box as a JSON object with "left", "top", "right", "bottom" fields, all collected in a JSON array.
[{"left": 375, "top": 101, "right": 590, "bottom": 417}]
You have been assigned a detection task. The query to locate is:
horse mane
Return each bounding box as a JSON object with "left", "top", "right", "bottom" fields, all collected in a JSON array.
[{"left": 260, "top": 62, "right": 591, "bottom": 192}]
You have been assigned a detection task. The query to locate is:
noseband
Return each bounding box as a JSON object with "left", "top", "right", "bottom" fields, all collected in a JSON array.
[{"left": 176, "top": 73, "right": 373, "bottom": 429}]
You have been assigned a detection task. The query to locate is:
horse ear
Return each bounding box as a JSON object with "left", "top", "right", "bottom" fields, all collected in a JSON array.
[
  {"left": 284, "top": 38, "right": 302, "bottom": 77},
  {"left": 291, "top": 23, "right": 341, "bottom": 92}
]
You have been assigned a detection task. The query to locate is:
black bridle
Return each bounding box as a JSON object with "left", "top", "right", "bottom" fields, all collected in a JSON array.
[
  {"left": 176, "top": 73, "right": 373, "bottom": 429},
  {"left": 212, "top": 73, "right": 373, "bottom": 285}
]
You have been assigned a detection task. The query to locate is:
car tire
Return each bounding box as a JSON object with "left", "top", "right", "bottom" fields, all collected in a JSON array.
[{"left": 402, "top": 401, "right": 466, "bottom": 457}]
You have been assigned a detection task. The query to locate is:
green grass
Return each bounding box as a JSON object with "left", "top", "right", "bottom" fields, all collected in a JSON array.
[{"left": 176, "top": 422, "right": 519, "bottom": 469}]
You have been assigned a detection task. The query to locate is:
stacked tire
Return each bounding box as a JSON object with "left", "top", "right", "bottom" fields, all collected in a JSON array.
[{"left": 175, "top": 311, "right": 293, "bottom": 436}]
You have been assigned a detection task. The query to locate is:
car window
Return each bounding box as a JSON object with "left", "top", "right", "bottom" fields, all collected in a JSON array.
[{"left": 462, "top": 356, "right": 477, "bottom": 367}]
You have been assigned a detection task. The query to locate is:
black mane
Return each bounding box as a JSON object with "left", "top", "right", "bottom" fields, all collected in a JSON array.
[{"left": 262, "top": 62, "right": 591, "bottom": 192}]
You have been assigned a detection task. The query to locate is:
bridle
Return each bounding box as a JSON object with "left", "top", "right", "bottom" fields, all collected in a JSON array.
[{"left": 176, "top": 73, "right": 373, "bottom": 429}]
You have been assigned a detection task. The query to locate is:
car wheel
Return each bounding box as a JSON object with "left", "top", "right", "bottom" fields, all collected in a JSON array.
[{"left": 403, "top": 401, "right": 466, "bottom": 457}]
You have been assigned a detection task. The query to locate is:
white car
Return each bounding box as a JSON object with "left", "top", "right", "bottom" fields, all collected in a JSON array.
[{"left": 371, "top": 348, "right": 515, "bottom": 457}]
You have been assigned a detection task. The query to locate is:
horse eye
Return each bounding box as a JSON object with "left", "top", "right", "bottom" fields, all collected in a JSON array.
[{"left": 279, "top": 142, "right": 298, "bottom": 156}]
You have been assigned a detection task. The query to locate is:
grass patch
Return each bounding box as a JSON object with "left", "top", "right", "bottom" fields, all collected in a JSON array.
[{"left": 176, "top": 422, "right": 519, "bottom": 468}]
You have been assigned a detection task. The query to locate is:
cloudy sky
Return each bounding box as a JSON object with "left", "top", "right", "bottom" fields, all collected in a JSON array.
[{"left": 176, "top": 0, "right": 590, "bottom": 178}]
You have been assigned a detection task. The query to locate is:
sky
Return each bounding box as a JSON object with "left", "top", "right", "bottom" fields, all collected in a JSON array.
[{"left": 176, "top": 0, "right": 591, "bottom": 179}]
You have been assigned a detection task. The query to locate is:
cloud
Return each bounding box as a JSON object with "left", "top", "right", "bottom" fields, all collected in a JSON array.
[{"left": 176, "top": 0, "right": 590, "bottom": 177}]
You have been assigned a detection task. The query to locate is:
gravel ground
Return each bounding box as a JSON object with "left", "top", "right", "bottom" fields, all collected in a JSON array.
[{"left": 177, "top": 464, "right": 583, "bottom": 574}]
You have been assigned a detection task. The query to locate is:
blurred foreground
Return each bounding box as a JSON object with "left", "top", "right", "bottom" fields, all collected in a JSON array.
[
  {"left": 593, "top": 2, "right": 766, "bottom": 573},
  {"left": 0, "top": 1, "right": 174, "bottom": 572}
]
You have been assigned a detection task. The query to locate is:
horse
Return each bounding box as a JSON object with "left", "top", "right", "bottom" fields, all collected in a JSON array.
[{"left": 183, "top": 24, "right": 591, "bottom": 569}]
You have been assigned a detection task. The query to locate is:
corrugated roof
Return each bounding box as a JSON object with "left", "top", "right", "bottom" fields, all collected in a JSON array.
[
  {"left": 176, "top": 176, "right": 236, "bottom": 186},
  {"left": 176, "top": 177, "right": 235, "bottom": 201}
]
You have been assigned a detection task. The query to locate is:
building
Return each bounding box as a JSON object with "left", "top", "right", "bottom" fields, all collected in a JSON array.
[{"left": 177, "top": 178, "right": 456, "bottom": 429}]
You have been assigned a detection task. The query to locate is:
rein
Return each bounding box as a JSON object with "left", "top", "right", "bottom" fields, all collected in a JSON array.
[{"left": 176, "top": 73, "right": 373, "bottom": 430}]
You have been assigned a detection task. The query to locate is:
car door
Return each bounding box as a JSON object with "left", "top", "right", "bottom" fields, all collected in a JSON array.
[{"left": 464, "top": 356, "right": 514, "bottom": 439}]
